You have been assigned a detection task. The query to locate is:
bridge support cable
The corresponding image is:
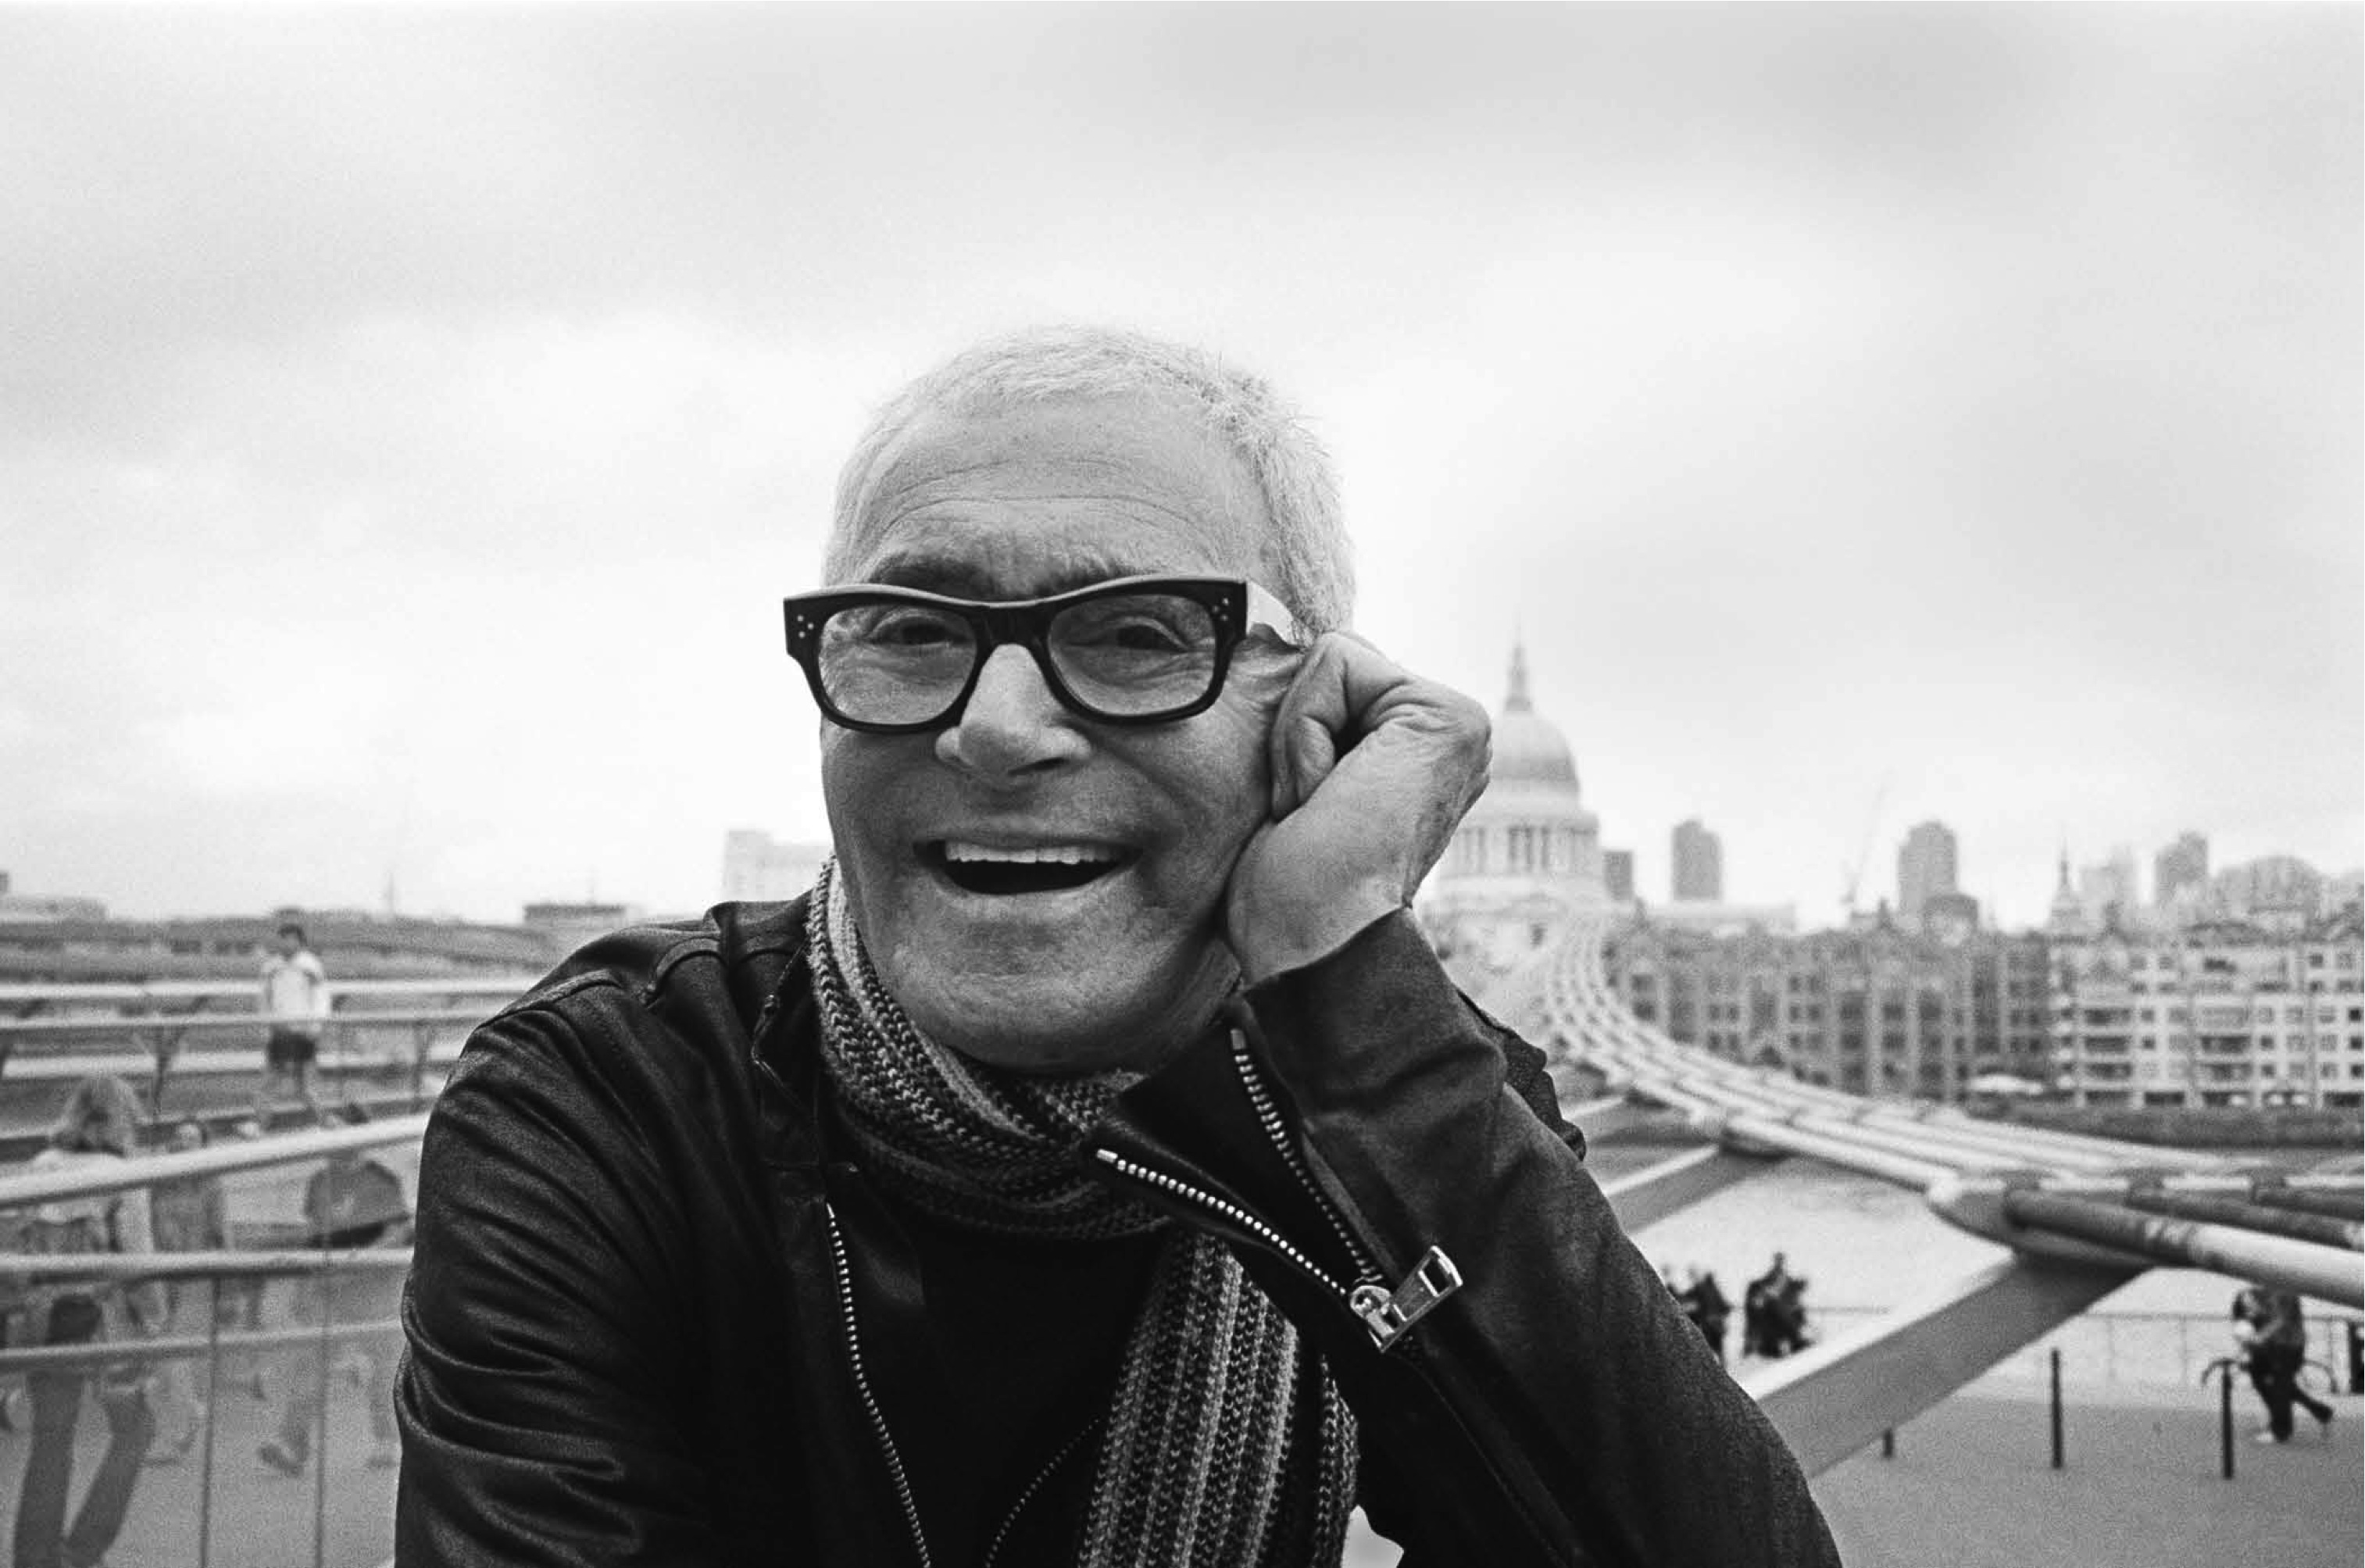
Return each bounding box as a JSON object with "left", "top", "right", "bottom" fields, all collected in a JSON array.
[
  {"left": 1688, "top": 1111, "right": 1960, "bottom": 1191},
  {"left": 2118, "top": 1188, "right": 2363, "bottom": 1252},
  {"left": 2250, "top": 1184, "right": 2365, "bottom": 1223},
  {"left": 1925, "top": 1177, "right": 2365, "bottom": 1309},
  {"left": 1744, "top": 1255, "right": 2140, "bottom": 1477}
]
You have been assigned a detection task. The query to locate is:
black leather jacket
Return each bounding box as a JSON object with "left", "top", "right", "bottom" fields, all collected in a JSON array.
[{"left": 395, "top": 898, "right": 1837, "bottom": 1566}]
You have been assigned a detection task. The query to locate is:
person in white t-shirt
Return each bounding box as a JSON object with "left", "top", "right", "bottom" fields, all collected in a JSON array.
[{"left": 257, "top": 923, "right": 330, "bottom": 1121}]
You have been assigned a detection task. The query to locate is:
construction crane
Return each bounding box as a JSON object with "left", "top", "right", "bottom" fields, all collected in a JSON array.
[{"left": 1839, "top": 777, "right": 1892, "bottom": 923}]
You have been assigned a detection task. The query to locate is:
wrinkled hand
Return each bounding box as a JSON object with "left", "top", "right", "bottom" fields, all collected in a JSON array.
[{"left": 1225, "top": 633, "right": 1491, "bottom": 983}]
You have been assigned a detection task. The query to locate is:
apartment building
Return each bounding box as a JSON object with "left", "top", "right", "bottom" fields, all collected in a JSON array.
[
  {"left": 2050, "top": 903, "right": 2365, "bottom": 1109},
  {"left": 1601, "top": 916, "right": 2052, "bottom": 1102}
]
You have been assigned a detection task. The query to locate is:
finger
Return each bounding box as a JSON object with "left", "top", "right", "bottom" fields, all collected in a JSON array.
[{"left": 1266, "top": 635, "right": 1390, "bottom": 815}]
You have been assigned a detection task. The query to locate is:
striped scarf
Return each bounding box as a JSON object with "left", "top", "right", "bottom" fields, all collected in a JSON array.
[{"left": 808, "top": 862, "right": 1356, "bottom": 1567}]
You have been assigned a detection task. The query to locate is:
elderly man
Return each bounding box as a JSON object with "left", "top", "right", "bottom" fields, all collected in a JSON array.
[{"left": 396, "top": 328, "right": 1838, "bottom": 1566}]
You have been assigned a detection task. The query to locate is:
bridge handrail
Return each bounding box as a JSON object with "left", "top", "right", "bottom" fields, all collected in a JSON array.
[
  {"left": 0, "top": 1115, "right": 430, "bottom": 1208},
  {"left": 0, "top": 1005, "right": 510, "bottom": 1041},
  {"left": 0, "top": 1246, "right": 412, "bottom": 1282},
  {"left": 0, "top": 975, "right": 539, "bottom": 1009},
  {"left": 0, "top": 1315, "right": 402, "bottom": 1377}
]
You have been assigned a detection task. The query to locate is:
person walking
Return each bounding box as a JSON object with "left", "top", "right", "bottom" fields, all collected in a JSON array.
[
  {"left": 1681, "top": 1268, "right": 1733, "bottom": 1366},
  {"left": 7, "top": 1074, "right": 163, "bottom": 1568},
  {"left": 259, "top": 1105, "right": 411, "bottom": 1477},
  {"left": 256, "top": 923, "right": 330, "bottom": 1123},
  {"left": 143, "top": 1118, "right": 227, "bottom": 1465},
  {"left": 2235, "top": 1284, "right": 2335, "bottom": 1443},
  {"left": 1744, "top": 1252, "right": 1793, "bottom": 1359}
]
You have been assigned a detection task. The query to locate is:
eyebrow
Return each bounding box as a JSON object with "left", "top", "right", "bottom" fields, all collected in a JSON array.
[{"left": 857, "top": 555, "right": 1149, "bottom": 601}]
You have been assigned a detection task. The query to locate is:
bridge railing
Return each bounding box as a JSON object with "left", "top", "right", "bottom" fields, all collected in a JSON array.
[
  {"left": 1799, "top": 1303, "right": 2363, "bottom": 1391},
  {"left": 0, "top": 977, "right": 533, "bottom": 1131},
  {"left": 1, "top": 1120, "right": 422, "bottom": 1568}
]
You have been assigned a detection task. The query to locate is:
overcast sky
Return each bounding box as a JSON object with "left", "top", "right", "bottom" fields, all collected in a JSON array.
[{"left": 2, "top": 4, "right": 2357, "bottom": 930}]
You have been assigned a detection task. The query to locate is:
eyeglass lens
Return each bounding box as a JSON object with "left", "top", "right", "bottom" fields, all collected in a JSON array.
[{"left": 815, "top": 590, "right": 1225, "bottom": 725}]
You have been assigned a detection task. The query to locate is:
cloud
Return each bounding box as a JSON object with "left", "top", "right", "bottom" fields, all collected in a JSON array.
[{"left": 1, "top": 4, "right": 2354, "bottom": 924}]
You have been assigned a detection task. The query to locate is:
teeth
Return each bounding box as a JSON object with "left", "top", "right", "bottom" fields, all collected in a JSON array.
[{"left": 941, "top": 841, "right": 1120, "bottom": 866}]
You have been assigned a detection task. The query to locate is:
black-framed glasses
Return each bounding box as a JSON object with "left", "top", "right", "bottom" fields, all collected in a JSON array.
[{"left": 782, "top": 573, "right": 1307, "bottom": 734}]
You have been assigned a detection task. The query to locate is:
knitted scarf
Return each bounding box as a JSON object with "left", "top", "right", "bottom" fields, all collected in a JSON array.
[{"left": 809, "top": 862, "right": 1356, "bottom": 1567}]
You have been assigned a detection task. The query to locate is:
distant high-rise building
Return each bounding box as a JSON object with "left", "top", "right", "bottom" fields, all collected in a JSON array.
[
  {"left": 2153, "top": 832, "right": 2209, "bottom": 913},
  {"left": 1602, "top": 849, "right": 1635, "bottom": 903},
  {"left": 2077, "top": 849, "right": 2139, "bottom": 930},
  {"left": 721, "top": 830, "right": 830, "bottom": 903},
  {"left": 1671, "top": 820, "right": 1723, "bottom": 902},
  {"left": 2212, "top": 855, "right": 2324, "bottom": 935},
  {"left": 1896, "top": 821, "right": 1960, "bottom": 923}
]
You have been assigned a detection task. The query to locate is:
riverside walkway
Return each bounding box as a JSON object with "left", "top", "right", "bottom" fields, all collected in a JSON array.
[{"left": 1817, "top": 1380, "right": 2360, "bottom": 1568}]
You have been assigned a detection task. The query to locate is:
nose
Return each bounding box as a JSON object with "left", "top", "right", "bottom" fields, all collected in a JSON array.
[{"left": 934, "top": 644, "right": 1088, "bottom": 782}]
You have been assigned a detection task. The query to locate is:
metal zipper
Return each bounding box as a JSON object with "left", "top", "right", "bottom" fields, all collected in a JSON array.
[
  {"left": 1227, "top": 1026, "right": 1387, "bottom": 1288},
  {"left": 978, "top": 1415, "right": 1102, "bottom": 1568},
  {"left": 823, "top": 1204, "right": 934, "bottom": 1568},
  {"left": 1227, "top": 1025, "right": 1466, "bottom": 1351},
  {"left": 1088, "top": 1145, "right": 1461, "bottom": 1352}
]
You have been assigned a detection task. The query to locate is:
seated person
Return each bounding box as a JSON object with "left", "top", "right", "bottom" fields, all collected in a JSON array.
[{"left": 397, "top": 327, "right": 1839, "bottom": 1566}]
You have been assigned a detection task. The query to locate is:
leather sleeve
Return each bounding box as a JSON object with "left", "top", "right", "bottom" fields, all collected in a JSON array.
[
  {"left": 395, "top": 1002, "right": 725, "bottom": 1567},
  {"left": 1101, "top": 913, "right": 1839, "bottom": 1568}
]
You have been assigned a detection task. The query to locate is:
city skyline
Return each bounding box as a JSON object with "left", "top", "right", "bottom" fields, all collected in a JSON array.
[{"left": 3, "top": 7, "right": 2357, "bottom": 930}]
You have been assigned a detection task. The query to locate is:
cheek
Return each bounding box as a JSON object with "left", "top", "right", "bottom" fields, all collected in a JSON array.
[
  {"left": 820, "top": 737, "right": 904, "bottom": 856},
  {"left": 1150, "top": 710, "right": 1277, "bottom": 870}
]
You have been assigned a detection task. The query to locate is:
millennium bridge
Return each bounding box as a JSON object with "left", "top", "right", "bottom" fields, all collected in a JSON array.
[{"left": 0, "top": 926, "right": 2358, "bottom": 1566}]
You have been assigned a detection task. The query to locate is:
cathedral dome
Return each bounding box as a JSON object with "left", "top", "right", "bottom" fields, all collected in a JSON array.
[{"left": 1492, "top": 643, "right": 1579, "bottom": 789}]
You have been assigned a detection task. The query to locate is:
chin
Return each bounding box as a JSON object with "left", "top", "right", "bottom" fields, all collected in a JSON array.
[{"left": 894, "top": 952, "right": 1238, "bottom": 1077}]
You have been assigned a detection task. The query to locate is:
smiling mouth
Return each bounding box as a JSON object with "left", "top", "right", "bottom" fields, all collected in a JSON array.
[{"left": 930, "top": 840, "right": 1132, "bottom": 896}]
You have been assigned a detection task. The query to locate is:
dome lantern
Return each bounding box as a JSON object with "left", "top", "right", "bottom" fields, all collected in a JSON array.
[{"left": 1491, "top": 641, "right": 1579, "bottom": 788}]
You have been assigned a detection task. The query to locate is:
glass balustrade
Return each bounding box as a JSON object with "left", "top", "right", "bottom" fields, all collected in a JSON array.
[{"left": 3, "top": 1142, "right": 412, "bottom": 1568}]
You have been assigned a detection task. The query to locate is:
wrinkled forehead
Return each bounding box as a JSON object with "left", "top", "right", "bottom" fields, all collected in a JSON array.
[{"left": 836, "top": 394, "right": 1278, "bottom": 595}]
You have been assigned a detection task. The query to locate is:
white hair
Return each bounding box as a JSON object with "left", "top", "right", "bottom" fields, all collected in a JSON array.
[{"left": 826, "top": 325, "right": 1354, "bottom": 634}]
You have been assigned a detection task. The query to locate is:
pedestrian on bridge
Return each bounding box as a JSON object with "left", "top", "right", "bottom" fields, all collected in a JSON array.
[
  {"left": 257, "top": 1104, "right": 409, "bottom": 1479},
  {"left": 141, "top": 1116, "right": 226, "bottom": 1466},
  {"left": 255, "top": 923, "right": 330, "bottom": 1124},
  {"left": 4, "top": 1074, "right": 163, "bottom": 1568},
  {"left": 395, "top": 327, "right": 1841, "bottom": 1568},
  {"left": 1680, "top": 1267, "right": 1734, "bottom": 1366},
  {"left": 2234, "top": 1283, "right": 2335, "bottom": 1443}
]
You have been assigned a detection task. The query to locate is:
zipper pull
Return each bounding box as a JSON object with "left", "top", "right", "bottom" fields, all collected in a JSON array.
[{"left": 1348, "top": 1245, "right": 1463, "bottom": 1350}]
